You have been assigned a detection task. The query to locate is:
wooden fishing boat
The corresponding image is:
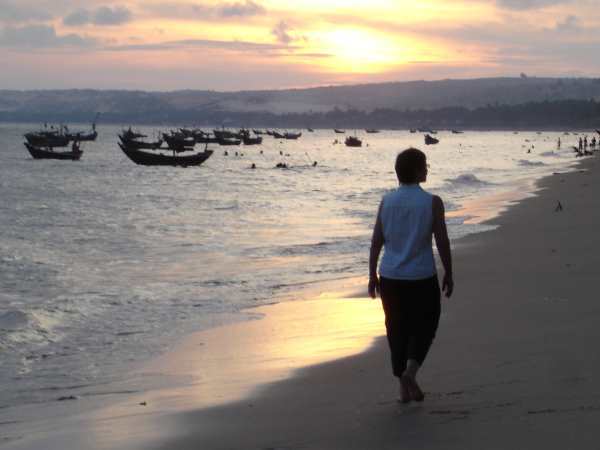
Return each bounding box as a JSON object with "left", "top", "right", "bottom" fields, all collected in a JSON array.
[
  {"left": 284, "top": 132, "right": 302, "bottom": 140},
  {"left": 365, "top": 129, "right": 380, "bottom": 134},
  {"left": 345, "top": 136, "right": 362, "bottom": 147},
  {"left": 118, "top": 143, "right": 213, "bottom": 166},
  {"left": 243, "top": 135, "right": 263, "bottom": 145},
  {"left": 424, "top": 134, "right": 439, "bottom": 145},
  {"left": 163, "top": 133, "right": 196, "bottom": 149},
  {"left": 214, "top": 129, "right": 243, "bottom": 140},
  {"left": 67, "top": 130, "right": 98, "bottom": 141},
  {"left": 119, "top": 136, "right": 163, "bottom": 150},
  {"left": 272, "top": 131, "right": 286, "bottom": 139},
  {"left": 334, "top": 129, "right": 346, "bottom": 134},
  {"left": 217, "top": 137, "right": 242, "bottom": 146},
  {"left": 24, "top": 131, "right": 70, "bottom": 147},
  {"left": 195, "top": 134, "right": 219, "bottom": 144},
  {"left": 25, "top": 143, "right": 83, "bottom": 160}
]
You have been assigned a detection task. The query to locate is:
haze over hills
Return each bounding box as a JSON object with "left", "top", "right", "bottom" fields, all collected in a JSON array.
[{"left": 1, "top": 77, "right": 600, "bottom": 126}]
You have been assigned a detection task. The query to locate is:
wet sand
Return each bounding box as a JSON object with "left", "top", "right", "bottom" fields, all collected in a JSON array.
[{"left": 4, "top": 156, "right": 600, "bottom": 450}]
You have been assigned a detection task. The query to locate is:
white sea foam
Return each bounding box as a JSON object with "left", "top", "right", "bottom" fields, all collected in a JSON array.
[
  {"left": 444, "top": 173, "right": 491, "bottom": 187},
  {"left": 518, "top": 159, "right": 546, "bottom": 167}
]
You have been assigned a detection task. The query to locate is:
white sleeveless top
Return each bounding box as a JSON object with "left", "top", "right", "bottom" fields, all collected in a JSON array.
[{"left": 379, "top": 184, "right": 436, "bottom": 280}]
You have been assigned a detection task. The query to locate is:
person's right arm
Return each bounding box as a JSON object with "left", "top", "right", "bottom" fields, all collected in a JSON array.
[{"left": 432, "top": 195, "right": 454, "bottom": 298}]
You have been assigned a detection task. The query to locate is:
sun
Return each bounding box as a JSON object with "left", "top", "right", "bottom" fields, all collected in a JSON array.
[{"left": 319, "top": 28, "right": 400, "bottom": 73}]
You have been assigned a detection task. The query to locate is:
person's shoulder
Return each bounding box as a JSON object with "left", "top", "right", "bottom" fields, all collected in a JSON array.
[{"left": 382, "top": 188, "right": 399, "bottom": 202}]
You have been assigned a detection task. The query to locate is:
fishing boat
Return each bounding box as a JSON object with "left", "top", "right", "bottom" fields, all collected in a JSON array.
[
  {"left": 118, "top": 130, "right": 163, "bottom": 150},
  {"left": 217, "top": 137, "right": 242, "bottom": 146},
  {"left": 243, "top": 135, "right": 263, "bottom": 145},
  {"left": 253, "top": 129, "right": 265, "bottom": 135},
  {"left": 424, "top": 134, "right": 439, "bottom": 145},
  {"left": 24, "top": 130, "right": 71, "bottom": 147},
  {"left": 118, "top": 143, "right": 213, "bottom": 167},
  {"left": 451, "top": 130, "right": 464, "bottom": 134},
  {"left": 194, "top": 133, "right": 219, "bottom": 144},
  {"left": 345, "top": 136, "right": 362, "bottom": 147},
  {"left": 409, "top": 129, "right": 417, "bottom": 133},
  {"left": 307, "top": 128, "right": 314, "bottom": 132},
  {"left": 67, "top": 129, "right": 98, "bottom": 141},
  {"left": 25, "top": 143, "right": 83, "bottom": 160},
  {"left": 65, "top": 121, "right": 98, "bottom": 142},
  {"left": 365, "top": 129, "right": 380, "bottom": 134},
  {"left": 214, "top": 128, "right": 244, "bottom": 140},
  {"left": 334, "top": 129, "right": 346, "bottom": 134},
  {"left": 163, "top": 132, "right": 195, "bottom": 149},
  {"left": 284, "top": 132, "right": 302, "bottom": 140},
  {"left": 272, "top": 131, "right": 286, "bottom": 139}
]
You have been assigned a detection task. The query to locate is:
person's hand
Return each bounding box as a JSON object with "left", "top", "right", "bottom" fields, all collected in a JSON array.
[
  {"left": 368, "top": 276, "right": 380, "bottom": 299},
  {"left": 442, "top": 273, "right": 454, "bottom": 298}
]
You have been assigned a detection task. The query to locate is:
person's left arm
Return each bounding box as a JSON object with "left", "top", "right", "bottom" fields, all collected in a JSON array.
[{"left": 368, "top": 201, "right": 384, "bottom": 298}]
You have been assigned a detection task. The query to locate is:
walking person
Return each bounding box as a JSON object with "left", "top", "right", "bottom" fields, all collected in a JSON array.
[{"left": 368, "top": 148, "right": 453, "bottom": 403}]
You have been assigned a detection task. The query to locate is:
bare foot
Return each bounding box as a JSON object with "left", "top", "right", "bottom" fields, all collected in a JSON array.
[
  {"left": 398, "top": 378, "right": 411, "bottom": 404},
  {"left": 401, "top": 375, "right": 425, "bottom": 402}
]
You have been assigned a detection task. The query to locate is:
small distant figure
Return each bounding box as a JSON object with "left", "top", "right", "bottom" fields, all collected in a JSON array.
[
  {"left": 279, "top": 150, "right": 283, "bottom": 155},
  {"left": 250, "top": 163, "right": 256, "bottom": 169},
  {"left": 260, "top": 150, "right": 263, "bottom": 154},
  {"left": 312, "top": 161, "right": 318, "bottom": 167},
  {"left": 555, "top": 201, "right": 563, "bottom": 212},
  {"left": 235, "top": 152, "right": 238, "bottom": 156},
  {"left": 584, "top": 136, "right": 588, "bottom": 150},
  {"left": 224, "top": 150, "right": 228, "bottom": 156},
  {"left": 579, "top": 137, "right": 583, "bottom": 151},
  {"left": 72, "top": 141, "right": 80, "bottom": 152},
  {"left": 557, "top": 137, "right": 561, "bottom": 149},
  {"left": 527, "top": 148, "right": 531, "bottom": 154}
]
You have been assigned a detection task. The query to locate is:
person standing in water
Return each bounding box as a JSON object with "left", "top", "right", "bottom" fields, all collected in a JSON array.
[{"left": 368, "top": 148, "right": 453, "bottom": 403}]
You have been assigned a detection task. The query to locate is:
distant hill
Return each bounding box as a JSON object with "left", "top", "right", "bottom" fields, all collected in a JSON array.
[{"left": 2, "top": 77, "right": 600, "bottom": 126}]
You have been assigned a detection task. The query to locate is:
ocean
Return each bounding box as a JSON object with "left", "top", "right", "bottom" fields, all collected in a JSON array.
[{"left": 0, "top": 124, "right": 581, "bottom": 413}]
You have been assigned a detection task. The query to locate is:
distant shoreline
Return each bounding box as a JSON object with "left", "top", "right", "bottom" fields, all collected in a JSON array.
[{"left": 2, "top": 76, "right": 600, "bottom": 129}]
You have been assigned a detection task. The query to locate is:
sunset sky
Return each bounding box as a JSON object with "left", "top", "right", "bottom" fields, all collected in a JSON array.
[{"left": 1, "top": 0, "right": 599, "bottom": 91}]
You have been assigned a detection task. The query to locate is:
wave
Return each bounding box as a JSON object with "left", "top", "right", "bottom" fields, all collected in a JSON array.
[
  {"left": 539, "top": 151, "right": 561, "bottom": 157},
  {"left": 518, "top": 159, "right": 546, "bottom": 167},
  {"left": 444, "top": 173, "right": 492, "bottom": 187}
]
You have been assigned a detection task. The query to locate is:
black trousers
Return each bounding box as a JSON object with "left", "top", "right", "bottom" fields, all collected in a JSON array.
[{"left": 380, "top": 276, "right": 441, "bottom": 377}]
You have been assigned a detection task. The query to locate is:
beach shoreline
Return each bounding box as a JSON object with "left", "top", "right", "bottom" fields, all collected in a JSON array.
[{"left": 2, "top": 154, "right": 597, "bottom": 450}]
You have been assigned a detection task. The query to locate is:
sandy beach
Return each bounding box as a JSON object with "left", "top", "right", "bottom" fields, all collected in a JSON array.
[{"left": 4, "top": 155, "right": 600, "bottom": 450}]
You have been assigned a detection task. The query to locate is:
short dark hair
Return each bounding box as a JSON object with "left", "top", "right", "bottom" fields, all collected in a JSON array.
[{"left": 395, "top": 148, "right": 426, "bottom": 184}]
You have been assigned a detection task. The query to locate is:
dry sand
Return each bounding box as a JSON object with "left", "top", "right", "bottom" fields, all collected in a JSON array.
[{"left": 149, "top": 156, "right": 600, "bottom": 450}]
